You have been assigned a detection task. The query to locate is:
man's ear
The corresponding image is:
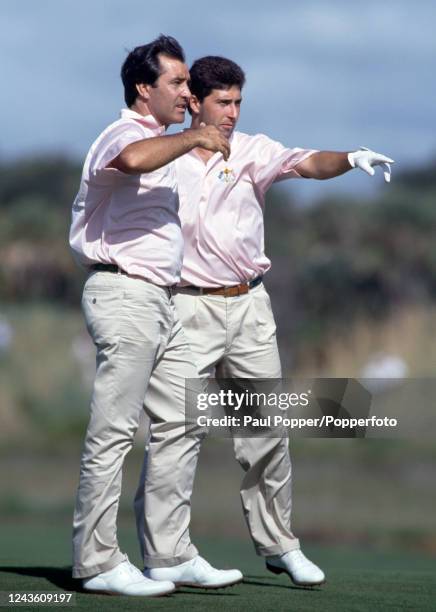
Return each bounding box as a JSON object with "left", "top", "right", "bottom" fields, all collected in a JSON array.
[
  {"left": 189, "top": 94, "right": 201, "bottom": 115},
  {"left": 135, "top": 83, "right": 151, "bottom": 101}
]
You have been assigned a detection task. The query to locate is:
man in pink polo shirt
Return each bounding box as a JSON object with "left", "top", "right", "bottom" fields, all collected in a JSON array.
[
  {"left": 136, "top": 56, "right": 393, "bottom": 588},
  {"left": 69, "top": 38, "right": 243, "bottom": 596}
]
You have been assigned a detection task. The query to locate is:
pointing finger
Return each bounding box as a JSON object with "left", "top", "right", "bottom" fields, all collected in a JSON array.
[{"left": 374, "top": 154, "right": 395, "bottom": 164}]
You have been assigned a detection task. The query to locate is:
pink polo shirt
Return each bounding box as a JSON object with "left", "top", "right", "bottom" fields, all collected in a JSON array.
[
  {"left": 69, "top": 109, "right": 183, "bottom": 286},
  {"left": 175, "top": 131, "right": 317, "bottom": 287}
]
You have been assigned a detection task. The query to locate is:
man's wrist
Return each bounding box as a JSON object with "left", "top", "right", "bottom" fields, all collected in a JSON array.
[
  {"left": 347, "top": 151, "right": 356, "bottom": 169},
  {"left": 181, "top": 128, "right": 202, "bottom": 151}
]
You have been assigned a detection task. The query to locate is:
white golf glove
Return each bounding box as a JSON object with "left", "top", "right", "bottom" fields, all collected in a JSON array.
[{"left": 348, "top": 146, "right": 394, "bottom": 183}]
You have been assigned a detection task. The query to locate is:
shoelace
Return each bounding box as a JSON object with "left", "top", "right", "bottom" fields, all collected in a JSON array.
[
  {"left": 286, "top": 550, "right": 310, "bottom": 568},
  {"left": 123, "top": 561, "right": 145, "bottom": 580}
]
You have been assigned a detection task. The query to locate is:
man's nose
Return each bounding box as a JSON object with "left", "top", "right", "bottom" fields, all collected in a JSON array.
[
  {"left": 227, "top": 104, "right": 238, "bottom": 118},
  {"left": 181, "top": 83, "right": 191, "bottom": 98}
]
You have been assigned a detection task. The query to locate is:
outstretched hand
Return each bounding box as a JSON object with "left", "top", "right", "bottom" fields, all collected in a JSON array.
[{"left": 348, "top": 147, "right": 394, "bottom": 183}]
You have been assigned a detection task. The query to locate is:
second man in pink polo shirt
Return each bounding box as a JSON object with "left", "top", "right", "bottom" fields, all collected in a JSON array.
[{"left": 136, "top": 55, "right": 393, "bottom": 588}]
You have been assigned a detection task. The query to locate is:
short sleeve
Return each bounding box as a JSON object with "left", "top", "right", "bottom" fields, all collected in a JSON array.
[
  {"left": 90, "top": 122, "right": 147, "bottom": 173},
  {"left": 251, "top": 134, "right": 318, "bottom": 194}
]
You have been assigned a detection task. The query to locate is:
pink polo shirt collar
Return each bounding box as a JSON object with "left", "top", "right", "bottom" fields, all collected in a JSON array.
[{"left": 120, "top": 108, "right": 166, "bottom": 135}]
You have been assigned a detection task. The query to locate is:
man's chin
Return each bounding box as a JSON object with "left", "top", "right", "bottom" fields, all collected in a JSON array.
[
  {"left": 220, "top": 126, "right": 234, "bottom": 138},
  {"left": 164, "top": 109, "right": 186, "bottom": 125},
  {"left": 173, "top": 111, "right": 186, "bottom": 124}
]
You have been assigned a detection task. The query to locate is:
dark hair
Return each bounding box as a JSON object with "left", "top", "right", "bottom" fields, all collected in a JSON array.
[
  {"left": 121, "top": 35, "right": 185, "bottom": 107},
  {"left": 189, "top": 56, "right": 245, "bottom": 102}
]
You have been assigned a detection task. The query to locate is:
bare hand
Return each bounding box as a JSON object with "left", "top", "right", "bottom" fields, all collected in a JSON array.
[{"left": 194, "top": 123, "right": 231, "bottom": 161}]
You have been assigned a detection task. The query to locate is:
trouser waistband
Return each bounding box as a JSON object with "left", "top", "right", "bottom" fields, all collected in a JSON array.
[
  {"left": 90, "top": 264, "right": 174, "bottom": 298},
  {"left": 178, "top": 276, "right": 263, "bottom": 297}
]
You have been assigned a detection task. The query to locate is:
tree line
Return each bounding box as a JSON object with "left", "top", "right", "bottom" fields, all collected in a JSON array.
[{"left": 1, "top": 154, "right": 436, "bottom": 335}]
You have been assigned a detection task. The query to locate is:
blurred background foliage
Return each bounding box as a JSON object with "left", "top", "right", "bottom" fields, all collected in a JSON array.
[
  {"left": 2, "top": 155, "right": 436, "bottom": 313},
  {"left": 2, "top": 154, "right": 436, "bottom": 433},
  {"left": 1, "top": 155, "right": 436, "bottom": 552}
]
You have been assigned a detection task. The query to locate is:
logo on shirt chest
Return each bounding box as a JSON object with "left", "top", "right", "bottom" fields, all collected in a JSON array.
[{"left": 218, "top": 167, "right": 236, "bottom": 183}]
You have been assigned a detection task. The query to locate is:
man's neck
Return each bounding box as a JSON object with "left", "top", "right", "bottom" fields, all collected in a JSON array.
[
  {"left": 196, "top": 147, "right": 215, "bottom": 164},
  {"left": 131, "top": 101, "right": 164, "bottom": 127}
]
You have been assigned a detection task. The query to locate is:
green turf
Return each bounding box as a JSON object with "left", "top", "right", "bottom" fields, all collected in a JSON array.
[{"left": 0, "top": 520, "right": 435, "bottom": 611}]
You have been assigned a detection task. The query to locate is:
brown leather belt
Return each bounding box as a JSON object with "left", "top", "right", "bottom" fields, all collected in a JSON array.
[{"left": 181, "top": 276, "right": 262, "bottom": 297}]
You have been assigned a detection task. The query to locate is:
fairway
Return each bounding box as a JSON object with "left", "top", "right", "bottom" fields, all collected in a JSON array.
[{"left": 0, "top": 521, "right": 435, "bottom": 611}]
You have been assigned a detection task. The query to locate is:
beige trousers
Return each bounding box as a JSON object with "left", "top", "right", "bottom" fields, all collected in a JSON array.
[
  {"left": 72, "top": 271, "right": 203, "bottom": 578},
  {"left": 135, "top": 282, "right": 299, "bottom": 559}
]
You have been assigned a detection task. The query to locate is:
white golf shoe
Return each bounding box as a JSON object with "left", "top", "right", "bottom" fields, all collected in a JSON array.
[
  {"left": 82, "top": 559, "right": 175, "bottom": 596},
  {"left": 144, "top": 555, "right": 243, "bottom": 589},
  {"left": 266, "top": 549, "right": 325, "bottom": 586}
]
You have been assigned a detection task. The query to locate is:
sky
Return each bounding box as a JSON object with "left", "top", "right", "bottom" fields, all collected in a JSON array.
[{"left": 1, "top": 0, "right": 435, "bottom": 201}]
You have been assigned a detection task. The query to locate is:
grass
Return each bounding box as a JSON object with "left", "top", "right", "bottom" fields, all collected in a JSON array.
[
  {"left": 0, "top": 521, "right": 435, "bottom": 611},
  {"left": 1, "top": 440, "right": 436, "bottom": 557},
  {"left": 1, "top": 303, "right": 436, "bottom": 609}
]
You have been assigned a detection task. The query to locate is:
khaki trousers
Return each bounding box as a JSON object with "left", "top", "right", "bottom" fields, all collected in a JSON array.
[
  {"left": 72, "top": 271, "right": 202, "bottom": 578},
  {"left": 135, "top": 282, "right": 299, "bottom": 559}
]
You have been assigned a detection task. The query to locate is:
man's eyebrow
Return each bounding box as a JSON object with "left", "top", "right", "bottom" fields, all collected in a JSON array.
[{"left": 216, "top": 96, "right": 243, "bottom": 103}]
